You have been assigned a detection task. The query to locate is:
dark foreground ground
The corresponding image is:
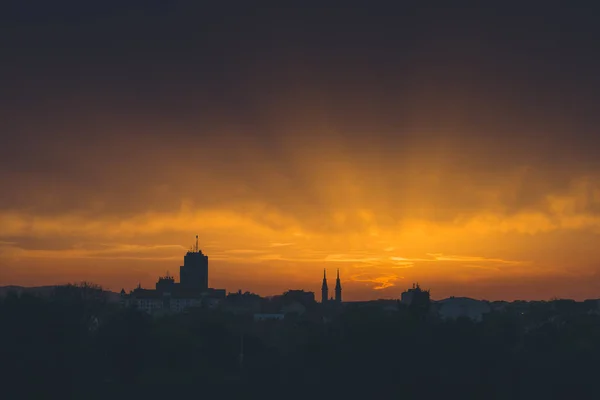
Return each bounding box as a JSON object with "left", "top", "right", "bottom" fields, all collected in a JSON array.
[{"left": 2, "top": 286, "right": 600, "bottom": 398}]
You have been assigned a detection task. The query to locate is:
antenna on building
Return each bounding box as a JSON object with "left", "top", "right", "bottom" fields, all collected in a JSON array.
[{"left": 195, "top": 234, "right": 199, "bottom": 252}]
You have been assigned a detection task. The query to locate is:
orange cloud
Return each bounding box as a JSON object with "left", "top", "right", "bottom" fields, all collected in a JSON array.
[
  {"left": 2, "top": 143, "right": 600, "bottom": 300},
  {"left": 350, "top": 273, "right": 402, "bottom": 290}
]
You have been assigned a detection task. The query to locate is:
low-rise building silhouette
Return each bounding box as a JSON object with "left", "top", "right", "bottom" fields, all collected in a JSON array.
[
  {"left": 401, "top": 282, "right": 430, "bottom": 306},
  {"left": 435, "top": 297, "right": 491, "bottom": 322}
]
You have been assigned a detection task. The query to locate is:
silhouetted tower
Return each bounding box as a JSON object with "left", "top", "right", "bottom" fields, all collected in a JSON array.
[
  {"left": 335, "top": 268, "right": 342, "bottom": 303},
  {"left": 180, "top": 234, "right": 209, "bottom": 292},
  {"left": 321, "top": 269, "right": 329, "bottom": 303}
]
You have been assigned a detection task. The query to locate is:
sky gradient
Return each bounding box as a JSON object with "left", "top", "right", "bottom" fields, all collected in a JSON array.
[{"left": 2, "top": 3, "right": 600, "bottom": 301}]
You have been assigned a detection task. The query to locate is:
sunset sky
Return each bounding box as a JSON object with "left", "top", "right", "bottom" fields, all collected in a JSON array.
[{"left": 2, "top": 3, "right": 600, "bottom": 301}]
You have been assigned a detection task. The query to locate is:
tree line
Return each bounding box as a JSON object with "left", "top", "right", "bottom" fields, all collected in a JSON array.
[{"left": 2, "top": 283, "right": 600, "bottom": 398}]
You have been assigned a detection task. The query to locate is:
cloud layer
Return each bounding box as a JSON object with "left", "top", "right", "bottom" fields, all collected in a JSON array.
[{"left": 2, "top": 172, "right": 600, "bottom": 300}]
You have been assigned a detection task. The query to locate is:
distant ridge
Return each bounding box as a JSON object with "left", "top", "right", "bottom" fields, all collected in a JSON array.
[{"left": 0, "top": 285, "right": 121, "bottom": 302}]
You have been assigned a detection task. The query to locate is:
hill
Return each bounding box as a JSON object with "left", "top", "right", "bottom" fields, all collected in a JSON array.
[{"left": 0, "top": 285, "right": 121, "bottom": 302}]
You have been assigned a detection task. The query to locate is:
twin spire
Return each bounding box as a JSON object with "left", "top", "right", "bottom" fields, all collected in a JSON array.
[{"left": 321, "top": 268, "right": 342, "bottom": 303}]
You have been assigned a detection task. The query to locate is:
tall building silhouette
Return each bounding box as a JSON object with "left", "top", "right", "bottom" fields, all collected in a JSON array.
[
  {"left": 180, "top": 235, "right": 209, "bottom": 291},
  {"left": 120, "top": 235, "right": 225, "bottom": 314},
  {"left": 335, "top": 268, "right": 342, "bottom": 303},
  {"left": 321, "top": 269, "right": 328, "bottom": 303}
]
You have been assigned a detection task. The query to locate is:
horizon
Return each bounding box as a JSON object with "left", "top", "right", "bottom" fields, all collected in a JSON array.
[
  {"left": 2, "top": 4, "right": 600, "bottom": 302},
  {"left": 2, "top": 279, "right": 595, "bottom": 304},
  {"left": 2, "top": 247, "right": 598, "bottom": 303}
]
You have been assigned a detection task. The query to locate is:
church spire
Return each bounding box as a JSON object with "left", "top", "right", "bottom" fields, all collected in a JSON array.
[
  {"left": 321, "top": 268, "right": 329, "bottom": 303},
  {"left": 335, "top": 268, "right": 342, "bottom": 303}
]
